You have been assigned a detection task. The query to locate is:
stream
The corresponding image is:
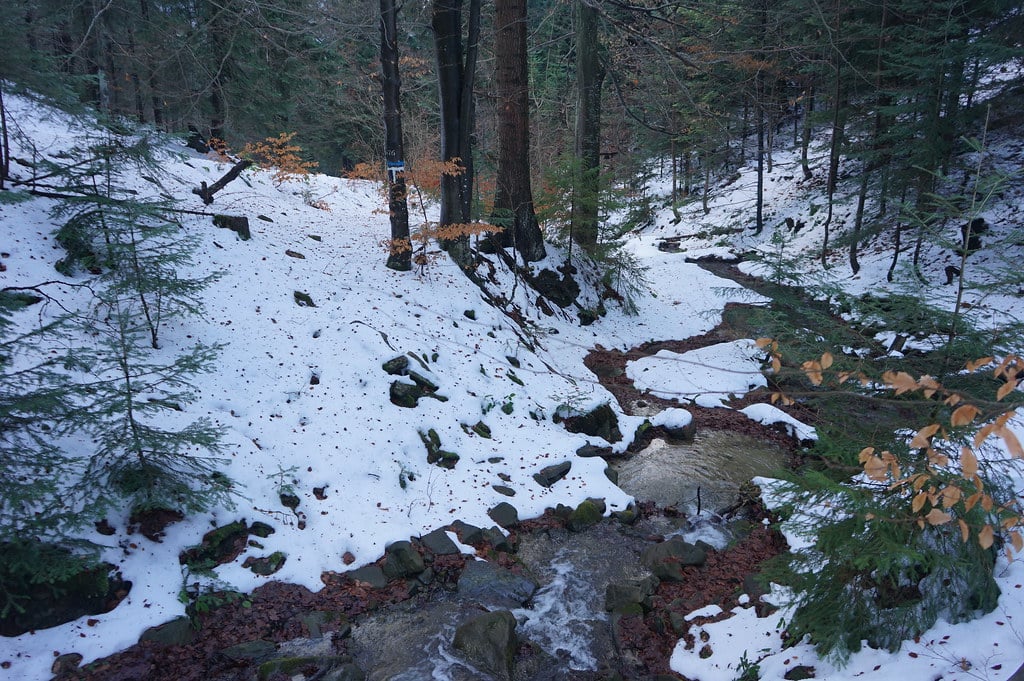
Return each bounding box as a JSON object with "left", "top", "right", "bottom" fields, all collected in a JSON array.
[{"left": 344, "top": 430, "right": 791, "bottom": 680}]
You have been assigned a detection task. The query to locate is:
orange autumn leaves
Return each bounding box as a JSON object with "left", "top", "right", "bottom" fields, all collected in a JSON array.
[{"left": 757, "top": 337, "right": 1024, "bottom": 556}]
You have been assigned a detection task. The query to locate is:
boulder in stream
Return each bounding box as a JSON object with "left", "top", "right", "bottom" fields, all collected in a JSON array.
[{"left": 452, "top": 609, "right": 518, "bottom": 681}]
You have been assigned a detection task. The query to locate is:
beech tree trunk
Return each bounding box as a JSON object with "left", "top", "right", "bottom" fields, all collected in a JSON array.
[
  {"left": 380, "top": 0, "right": 411, "bottom": 271},
  {"left": 491, "top": 0, "right": 546, "bottom": 263}
]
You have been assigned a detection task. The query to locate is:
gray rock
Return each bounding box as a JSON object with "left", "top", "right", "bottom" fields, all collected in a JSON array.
[
  {"left": 488, "top": 502, "right": 519, "bottom": 529},
  {"left": 450, "top": 520, "right": 484, "bottom": 545},
  {"left": 382, "top": 540, "right": 425, "bottom": 578},
  {"left": 220, "top": 639, "right": 277, "bottom": 663},
  {"left": 322, "top": 664, "right": 366, "bottom": 681},
  {"left": 381, "top": 355, "right": 409, "bottom": 375},
  {"left": 640, "top": 538, "right": 707, "bottom": 581},
  {"left": 139, "top": 615, "right": 195, "bottom": 646},
  {"left": 452, "top": 610, "right": 518, "bottom": 681},
  {"left": 348, "top": 565, "right": 388, "bottom": 589},
  {"left": 605, "top": 576, "right": 659, "bottom": 612},
  {"left": 482, "top": 526, "right": 514, "bottom": 552},
  {"left": 576, "top": 443, "right": 612, "bottom": 458},
  {"left": 457, "top": 559, "right": 537, "bottom": 608},
  {"left": 493, "top": 484, "right": 516, "bottom": 497},
  {"left": 420, "top": 528, "right": 460, "bottom": 556},
  {"left": 51, "top": 653, "right": 83, "bottom": 675},
  {"left": 533, "top": 461, "right": 571, "bottom": 487}
]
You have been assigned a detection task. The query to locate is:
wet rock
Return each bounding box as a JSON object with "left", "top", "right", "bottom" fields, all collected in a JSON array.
[
  {"left": 640, "top": 538, "right": 706, "bottom": 581},
  {"left": 488, "top": 502, "right": 519, "bottom": 529},
  {"left": 457, "top": 560, "right": 537, "bottom": 608},
  {"left": 452, "top": 610, "right": 518, "bottom": 681},
  {"left": 559, "top": 403, "right": 622, "bottom": 443},
  {"left": 140, "top": 615, "right": 195, "bottom": 647},
  {"left": 533, "top": 461, "right": 571, "bottom": 488},
  {"left": 420, "top": 528, "right": 460, "bottom": 556},
  {"left": 605, "top": 576, "right": 659, "bottom": 612},
  {"left": 382, "top": 540, "right": 425, "bottom": 578}
]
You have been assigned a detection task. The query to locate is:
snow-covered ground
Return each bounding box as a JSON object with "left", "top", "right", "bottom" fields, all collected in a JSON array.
[{"left": 1, "top": 89, "right": 1023, "bottom": 680}]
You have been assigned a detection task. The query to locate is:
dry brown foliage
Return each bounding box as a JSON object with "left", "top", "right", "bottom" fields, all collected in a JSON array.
[{"left": 758, "top": 338, "right": 1024, "bottom": 557}]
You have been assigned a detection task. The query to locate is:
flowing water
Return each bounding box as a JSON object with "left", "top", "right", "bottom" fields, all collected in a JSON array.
[{"left": 346, "top": 424, "right": 791, "bottom": 678}]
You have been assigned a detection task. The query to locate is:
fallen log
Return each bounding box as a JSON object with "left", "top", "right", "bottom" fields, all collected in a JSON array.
[{"left": 192, "top": 159, "right": 252, "bottom": 205}]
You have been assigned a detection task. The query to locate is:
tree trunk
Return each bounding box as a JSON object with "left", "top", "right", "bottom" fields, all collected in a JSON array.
[
  {"left": 0, "top": 84, "right": 8, "bottom": 190},
  {"left": 800, "top": 81, "right": 815, "bottom": 180},
  {"left": 380, "top": 0, "right": 411, "bottom": 272},
  {"left": 572, "top": 0, "right": 603, "bottom": 251},
  {"left": 753, "top": 79, "right": 765, "bottom": 235},
  {"left": 432, "top": 0, "right": 478, "bottom": 269},
  {"left": 492, "top": 0, "right": 545, "bottom": 263}
]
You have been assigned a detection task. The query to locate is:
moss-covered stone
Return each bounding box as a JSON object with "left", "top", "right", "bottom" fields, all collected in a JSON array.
[
  {"left": 179, "top": 520, "right": 249, "bottom": 572},
  {"left": 243, "top": 551, "right": 286, "bottom": 576},
  {"left": 567, "top": 499, "right": 603, "bottom": 532}
]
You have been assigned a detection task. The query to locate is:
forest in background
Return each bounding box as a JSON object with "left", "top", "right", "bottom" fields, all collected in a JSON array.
[{"left": 3, "top": 0, "right": 1023, "bottom": 263}]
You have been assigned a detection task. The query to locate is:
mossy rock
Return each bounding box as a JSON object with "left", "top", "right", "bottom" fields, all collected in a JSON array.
[
  {"left": 180, "top": 520, "right": 249, "bottom": 572},
  {"left": 243, "top": 551, "right": 287, "bottom": 576},
  {"left": 560, "top": 403, "right": 622, "bottom": 443},
  {"left": 567, "top": 499, "right": 604, "bottom": 532},
  {"left": 0, "top": 550, "right": 129, "bottom": 637}
]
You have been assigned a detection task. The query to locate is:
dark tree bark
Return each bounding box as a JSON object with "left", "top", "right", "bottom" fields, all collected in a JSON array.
[
  {"left": 491, "top": 0, "right": 546, "bottom": 263},
  {"left": 432, "top": 0, "right": 480, "bottom": 270},
  {"left": 380, "top": 0, "right": 411, "bottom": 272},
  {"left": 800, "top": 81, "right": 815, "bottom": 180},
  {"left": 192, "top": 160, "right": 252, "bottom": 205},
  {"left": 0, "top": 83, "right": 9, "bottom": 190},
  {"left": 572, "top": 0, "right": 604, "bottom": 251}
]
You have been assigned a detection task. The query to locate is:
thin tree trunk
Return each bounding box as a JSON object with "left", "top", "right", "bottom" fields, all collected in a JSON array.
[
  {"left": 380, "top": 0, "right": 411, "bottom": 272},
  {"left": 801, "top": 82, "right": 815, "bottom": 180}
]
